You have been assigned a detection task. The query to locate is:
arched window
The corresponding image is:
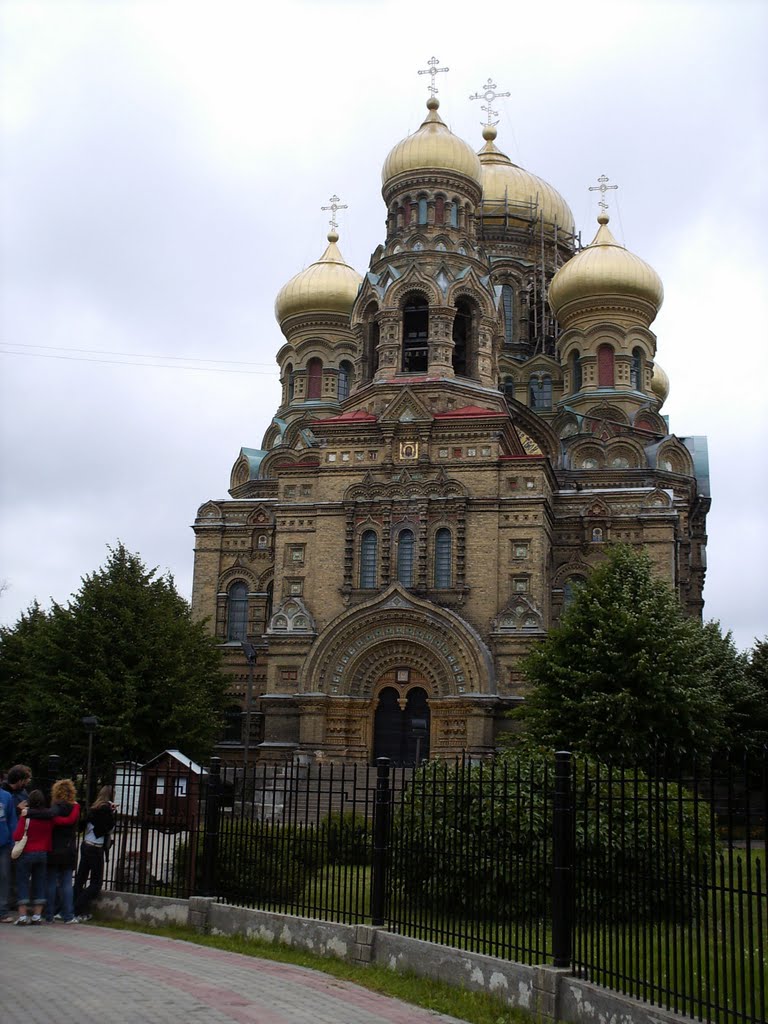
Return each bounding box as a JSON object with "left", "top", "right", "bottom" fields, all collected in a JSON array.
[
  {"left": 227, "top": 581, "right": 248, "bottom": 641},
  {"left": 449, "top": 202, "right": 458, "bottom": 228},
  {"left": 434, "top": 529, "right": 452, "bottom": 588},
  {"left": 529, "top": 374, "right": 553, "bottom": 410},
  {"left": 338, "top": 360, "right": 353, "bottom": 401},
  {"left": 222, "top": 705, "right": 243, "bottom": 744},
  {"left": 452, "top": 298, "right": 473, "bottom": 377},
  {"left": 597, "top": 344, "right": 615, "bottom": 387},
  {"left": 397, "top": 529, "right": 415, "bottom": 587},
  {"left": 435, "top": 196, "right": 445, "bottom": 224},
  {"left": 563, "top": 575, "right": 586, "bottom": 611},
  {"left": 591, "top": 527, "right": 604, "bottom": 543},
  {"left": 307, "top": 358, "right": 322, "bottom": 400},
  {"left": 360, "top": 531, "right": 378, "bottom": 589},
  {"left": 402, "top": 296, "right": 429, "bottom": 372},
  {"left": 502, "top": 285, "right": 514, "bottom": 347},
  {"left": 286, "top": 363, "right": 294, "bottom": 402},
  {"left": 418, "top": 197, "right": 428, "bottom": 224},
  {"left": 501, "top": 375, "right": 515, "bottom": 400},
  {"left": 571, "top": 350, "right": 582, "bottom": 392},
  {"left": 630, "top": 347, "right": 644, "bottom": 390}
]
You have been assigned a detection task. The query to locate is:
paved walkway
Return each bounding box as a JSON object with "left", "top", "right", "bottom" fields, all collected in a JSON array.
[{"left": 2, "top": 922, "right": 470, "bottom": 1024}]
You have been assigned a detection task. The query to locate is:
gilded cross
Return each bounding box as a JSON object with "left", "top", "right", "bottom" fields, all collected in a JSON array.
[
  {"left": 321, "top": 194, "right": 347, "bottom": 233},
  {"left": 469, "top": 77, "right": 510, "bottom": 127},
  {"left": 418, "top": 56, "right": 449, "bottom": 96},
  {"left": 589, "top": 174, "right": 618, "bottom": 212}
]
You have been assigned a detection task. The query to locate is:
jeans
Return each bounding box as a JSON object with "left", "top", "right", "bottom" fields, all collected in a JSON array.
[
  {"left": 74, "top": 844, "right": 104, "bottom": 916},
  {"left": 46, "top": 864, "right": 75, "bottom": 921},
  {"left": 0, "top": 845, "right": 10, "bottom": 915},
  {"left": 15, "top": 850, "right": 47, "bottom": 908}
]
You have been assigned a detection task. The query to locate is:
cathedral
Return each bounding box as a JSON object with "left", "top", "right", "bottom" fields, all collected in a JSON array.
[{"left": 191, "top": 69, "right": 710, "bottom": 765}]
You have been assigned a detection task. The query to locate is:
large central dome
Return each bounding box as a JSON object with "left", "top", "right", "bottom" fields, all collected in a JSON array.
[
  {"left": 478, "top": 126, "right": 574, "bottom": 236},
  {"left": 382, "top": 97, "right": 482, "bottom": 194}
]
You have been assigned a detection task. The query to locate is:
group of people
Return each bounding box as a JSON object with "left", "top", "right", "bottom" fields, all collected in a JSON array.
[{"left": 0, "top": 764, "right": 116, "bottom": 925}]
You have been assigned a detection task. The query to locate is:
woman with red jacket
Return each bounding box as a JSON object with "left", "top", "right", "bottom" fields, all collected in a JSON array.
[{"left": 12, "top": 790, "right": 78, "bottom": 925}]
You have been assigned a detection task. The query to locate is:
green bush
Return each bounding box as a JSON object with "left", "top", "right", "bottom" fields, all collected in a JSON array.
[
  {"left": 391, "top": 750, "right": 714, "bottom": 923},
  {"left": 320, "top": 810, "right": 373, "bottom": 866}
]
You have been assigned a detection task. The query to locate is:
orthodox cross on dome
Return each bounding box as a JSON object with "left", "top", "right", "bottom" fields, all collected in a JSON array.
[
  {"left": 589, "top": 174, "right": 619, "bottom": 213},
  {"left": 321, "top": 194, "right": 347, "bottom": 233},
  {"left": 469, "top": 77, "right": 510, "bottom": 127},
  {"left": 418, "top": 56, "right": 449, "bottom": 96}
]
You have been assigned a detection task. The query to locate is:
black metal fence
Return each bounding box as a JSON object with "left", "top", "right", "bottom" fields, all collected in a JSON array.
[{"left": 100, "top": 750, "right": 766, "bottom": 1024}]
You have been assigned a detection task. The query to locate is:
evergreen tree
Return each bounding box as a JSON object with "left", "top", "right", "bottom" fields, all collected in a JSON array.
[
  {"left": 0, "top": 544, "right": 227, "bottom": 774},
  {"left": 519, "top": 544, "right": 743, "bottom": 765}
]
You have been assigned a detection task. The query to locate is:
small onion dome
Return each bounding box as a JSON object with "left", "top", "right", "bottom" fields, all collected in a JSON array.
[
  {"left": 651, "top": 361, "right": 670, "bottom": 403},
  {"left": 478, "top": 125, "right": 574, "bottom": 236},
  {"left": 275, "top": 230, "right": 362, "bottom": 327},
  {"left": 549, "top": 213, "right": 664, "bottom": 326},
  {"left": 381, "top": 97, "right": 482, "bottom": 194}
]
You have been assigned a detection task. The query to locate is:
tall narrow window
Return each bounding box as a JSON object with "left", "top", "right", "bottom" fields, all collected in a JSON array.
[
  {"left": 502, "top": 375, "right": 515, "bottom": 400},
  {"left": 397, "top": 529, "right": 415, "bottom": 587},
  {"left": 502, "top": 285, "right": 514, "bottom": 347},
  {"left": 223, "top": 705, "right": 243, "bottom": 744},
  {"left": 227, "top": 582, "right": 248, "bottom": 641},
  {"left": 563, "top": 575, "right": 586, "bottom": 611},
  {"left": 571, "top": 350, "right": 582, "bottom": 393},
  {"left": 402, "top": 297, "right": 429, "bottom": 373},
  {"left": 338, "top": 360, "right": 352, "bottom": 401},
  {"left": 631, "top": 347, "right": 644, "bottom": 390},
  {"left": 418, "top": 197, "right": 428, "bottom": 224},
  {"left": 360, "top": 531, "right": 378, "bottom": 589},
  {"left": 452, "top": 298, "right": 473, "bottom": 377},
  {"left": 286, "top": 363, "right": 294, "bottom": 402},
  {"left": 307, "top": 357, "right": 322, "bottom": 399},
  {"left": 597, "top": 344, "right": 615, "bottom": 387},
  {"left": 435, "top": 196, "right": 445, "bottom": 224},
  {"left": 529, "top": 374, "right": 553, "bottom": 410},
  {"left": 450, "top": 202, "right": 458, "bottom": 228},
  {"left": 434, "top": 529, "right": 452, "bottom": 588}
]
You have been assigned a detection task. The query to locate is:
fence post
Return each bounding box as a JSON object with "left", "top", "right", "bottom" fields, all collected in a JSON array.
[
  {"left": 199, "top": 756, "right": 221, "bottom": 898},
  {"left": 552, "top": 750, "right": 573, "bottom": 968},
  {"left": 371, "top": 757, "right": 392, "bottom": 927}
]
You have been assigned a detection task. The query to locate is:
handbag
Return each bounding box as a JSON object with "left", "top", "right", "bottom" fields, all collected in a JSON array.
[{"left": 11, "top": 817, "right": 30, "bottom": 860}]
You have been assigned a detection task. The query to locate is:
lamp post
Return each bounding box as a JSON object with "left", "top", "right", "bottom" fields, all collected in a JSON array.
[{"left": 81, "top": 715, "right": 99, "bottom": 808}]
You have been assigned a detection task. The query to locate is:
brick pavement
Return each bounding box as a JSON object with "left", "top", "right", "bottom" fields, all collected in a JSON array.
[{"left": 1, "top": 922, "right": 470, "bottom": 1024}]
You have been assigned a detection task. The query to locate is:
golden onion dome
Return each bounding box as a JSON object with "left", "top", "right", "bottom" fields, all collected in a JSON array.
[
  {"left": 651, "top": 361, "right": 670, "bottom": 403},
  {"left": 478, "top": 126, "right": 575, "bottom": 236},
  {"left": 548, "top": 213, "right": 664, "bottom": 322},
  {"left": 275, "top": 231, "right": 362, "bottom": 327},
  {"left": 382, "top": 97, "right": 482, "bottom": 193}
]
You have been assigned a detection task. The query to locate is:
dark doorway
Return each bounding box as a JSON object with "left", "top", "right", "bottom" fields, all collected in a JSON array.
[{"left": 373, "top": 685, "right": 430, "bottom": 766}]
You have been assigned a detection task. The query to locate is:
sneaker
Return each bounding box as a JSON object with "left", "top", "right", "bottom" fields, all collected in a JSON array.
[
  {"left": 14, "top": 916, "right": 29, "bottom": 926},
  {"left": 77, "top": 914, "right": 92, "bottom": 922},
  {"left": 64, "top": 917, "right": 78, "bottom": 924},
  {"left": 53, "top": 914, "right": 64, "bottom": 922},
  {"left": 30, "top": 915, "right": 42, "bottom": 925}
]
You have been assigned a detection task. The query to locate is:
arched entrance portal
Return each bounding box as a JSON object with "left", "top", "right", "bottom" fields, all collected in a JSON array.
[{"left": 373, "top": 670, "right": 431, "bottom": 766}]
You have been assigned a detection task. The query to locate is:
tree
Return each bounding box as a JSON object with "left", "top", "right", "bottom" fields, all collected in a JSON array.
[
  {"left": 518, "top": 544, "right": 748, "bottom": 765},
  {"left": 0, "top": 544, "right": 227, "bottom": 776}
]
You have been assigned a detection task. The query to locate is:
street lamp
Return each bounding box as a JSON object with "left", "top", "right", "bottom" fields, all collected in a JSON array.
[{"left": 81, "top": 715, "right": 99, "bottom": 808}]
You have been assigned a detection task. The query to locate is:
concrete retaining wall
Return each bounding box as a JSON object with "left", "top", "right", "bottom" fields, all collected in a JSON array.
[{"left": 95, "top": 892, "right": 691, "bottom": 1024}]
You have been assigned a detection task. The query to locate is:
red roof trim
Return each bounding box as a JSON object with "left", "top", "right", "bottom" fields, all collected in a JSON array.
[{"left": 434, "top": 405, "right": 508, "bottom": 420}]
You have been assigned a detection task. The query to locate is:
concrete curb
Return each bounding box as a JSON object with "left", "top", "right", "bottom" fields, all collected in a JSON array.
[{"left": 96, "top": 891, "right": 693, "bottom": 1024}]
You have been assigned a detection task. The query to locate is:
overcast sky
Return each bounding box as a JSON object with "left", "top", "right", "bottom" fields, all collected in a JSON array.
[{"left": 1, "top": 0, "right": 766, "bottom": 651}]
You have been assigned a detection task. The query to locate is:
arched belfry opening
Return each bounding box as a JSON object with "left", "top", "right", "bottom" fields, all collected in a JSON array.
[
  {"left": 402, "top": 296, "right": 429, "bottom": 372},
  {"left": 373, "top": 671, "right": 430, "bottom": 766}
]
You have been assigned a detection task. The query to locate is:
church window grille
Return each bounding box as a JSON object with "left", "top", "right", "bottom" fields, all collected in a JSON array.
[
  {"left": 307, "top": 358, "right": 322, "bottom": 399},
  {"left": 338, "top": 361, "right": 353, "bottom": 401},
  {"left": 529, "top": 374, "right": 553, "bottom": 410},
  {"left": 360, "top": 530, "right": 378, "bottom": 589},
  {"left": 631, "top": 347, "right": 644, "bottom": 390},
  {"left": 435, "top": 196, "right": 445, "bottom": 224},
  {"left": 502, "top": 285, "right": 515, "bottom": 346},
  {"left": 434, "top": 528, "right": 452, "bottom": 588},
  {"left": 402, "top": 297, "right": 429, "bottom": 372},
  {"left": 396, "top": 529, "right": 415, "bottom": 587},
  {"left": 226, "top": 581, "right": 249, "bottom": 642},
  {"left": 418, "top": 197, "right": 428, "bottom": 224},
  {"left": 571, "top": 350, "right": 582, "bottom": 392},
  {"left": 598, "top": 344, "right": 615, "bottom": 388}
]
